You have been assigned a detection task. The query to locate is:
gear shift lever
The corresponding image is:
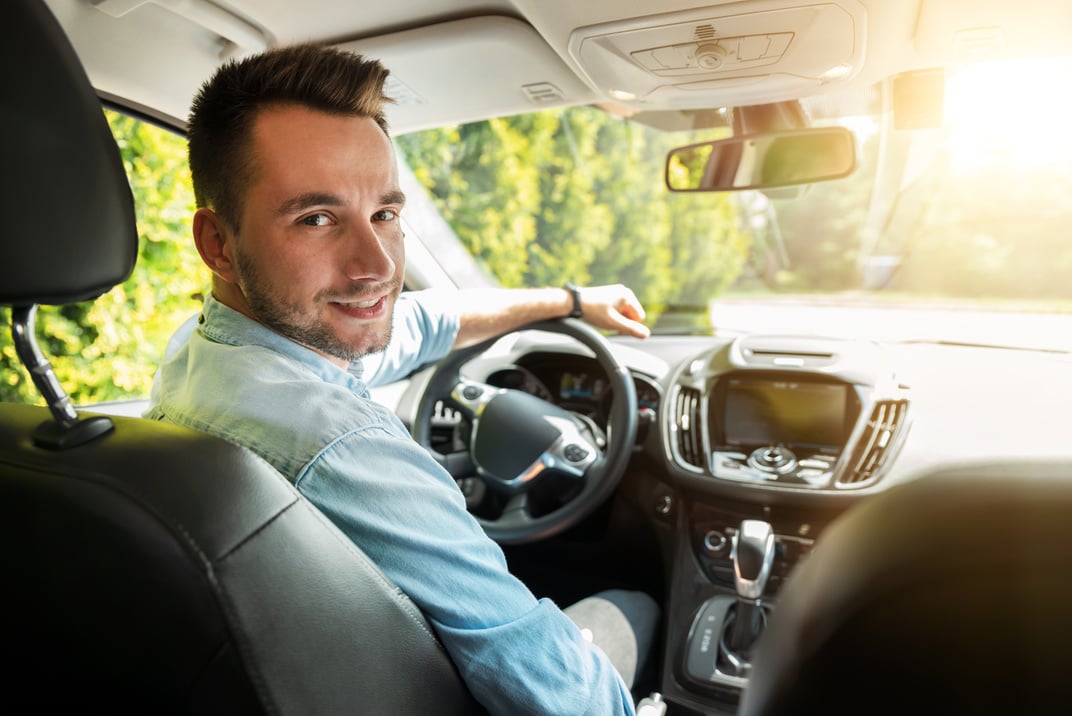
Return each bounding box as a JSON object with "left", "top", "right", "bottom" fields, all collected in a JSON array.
[{"left": 727, "top": 519, "right": 775, "bottom": 656}]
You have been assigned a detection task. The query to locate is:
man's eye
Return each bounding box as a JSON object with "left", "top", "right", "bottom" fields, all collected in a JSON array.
[
  {"left": 373, "top": 209, "right": 398, "bottom": 222},
  {"left": 300, "top": 213, "right": 332, "bottom": 227}
]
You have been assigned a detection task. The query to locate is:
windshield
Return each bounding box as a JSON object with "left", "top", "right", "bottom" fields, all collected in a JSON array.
[
  {"left": 5, "top": 57, "right": 1071, "bottom": 408},
  {"left": 395, "top": 57, "right": 1072, "bottom": 351}
]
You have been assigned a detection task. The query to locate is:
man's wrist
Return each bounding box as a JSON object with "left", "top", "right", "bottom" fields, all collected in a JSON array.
[{"left": 562, "top": 282, "right": 583, "bottom": 318}]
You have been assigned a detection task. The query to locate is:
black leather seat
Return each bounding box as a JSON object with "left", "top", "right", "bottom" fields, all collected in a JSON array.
[
  {"left": 739, "top": 462, "right": 1072, "bottom": 715},
  {"left": 0, "top": 2, "right": 482, "bottom": 712}
]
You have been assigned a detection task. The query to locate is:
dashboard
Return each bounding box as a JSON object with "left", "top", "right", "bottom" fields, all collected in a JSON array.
[
  {"left": 473, "top": 333, "right": 915, "bottom": 495},
  {"left": 402, "top": 326, "right": 1072, "bottom": 715},
  {"left": 441, "top": 328, "right": 1072, "bottom": 523}
]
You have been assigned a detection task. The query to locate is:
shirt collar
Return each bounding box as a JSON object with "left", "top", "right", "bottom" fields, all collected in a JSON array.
[{"left": 198, "top": 294, "right": 369, "bottom": 392}]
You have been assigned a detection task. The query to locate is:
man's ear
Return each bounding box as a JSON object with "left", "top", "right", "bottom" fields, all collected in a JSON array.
[{"left": 193, "top": 208, "right": 238, "bottom": 283}]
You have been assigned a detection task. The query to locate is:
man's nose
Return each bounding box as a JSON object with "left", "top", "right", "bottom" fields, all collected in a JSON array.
[{"left": 343, "top": 222, "right": 397, "bottom": 282}]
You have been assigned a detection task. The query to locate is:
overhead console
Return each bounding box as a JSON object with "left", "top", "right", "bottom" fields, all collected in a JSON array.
[
  {"left": 663, "top": 334, "right": 909, "bottom": 492},
  {"left": 566, "top": 0, "right": 867, "bottom": 109}
]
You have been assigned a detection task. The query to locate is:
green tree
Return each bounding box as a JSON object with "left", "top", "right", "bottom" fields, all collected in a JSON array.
[
  {"left": 0, "top": 111, "right": 207, "bottom": 405},
  {"left": 396, "top": 105, "right": 750, "bottom": 330}
]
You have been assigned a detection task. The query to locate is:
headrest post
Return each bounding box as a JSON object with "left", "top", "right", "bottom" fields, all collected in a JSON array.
[
  {"left": 12, "top": 305, "right": 79, "bottom": 427},
  {"left": 10, "top": 304, "right": 114, "bottom": 449}
]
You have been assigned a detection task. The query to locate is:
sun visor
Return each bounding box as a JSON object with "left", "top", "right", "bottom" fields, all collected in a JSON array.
[{"left": 340, "top": 16, "right": 598, "bottom": 135}]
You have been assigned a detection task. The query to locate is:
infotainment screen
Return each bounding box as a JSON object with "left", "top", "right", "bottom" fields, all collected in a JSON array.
[{"left": 722, "top": 377, "right": 850, "bottom": 448}]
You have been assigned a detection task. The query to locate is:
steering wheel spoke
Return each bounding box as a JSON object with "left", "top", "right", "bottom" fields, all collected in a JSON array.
[
  {"left": 447, "top": 377, "right": 499, "bottom": 420},
  {"left": 542, "top": 426, "right": 600, "bottom": 479}
]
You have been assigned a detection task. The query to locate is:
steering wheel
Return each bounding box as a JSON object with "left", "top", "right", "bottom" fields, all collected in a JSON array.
[{"left": 413, "top": 319, "right": 637, "bottom": 545}]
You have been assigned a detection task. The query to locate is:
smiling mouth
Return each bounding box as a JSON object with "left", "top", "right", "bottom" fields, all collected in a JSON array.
[
  {"left": 329, "top": 294, "right": 387, "bottom": 318},
  {"left": 328, "top": 290, "right": 385, "bottom": 307}
]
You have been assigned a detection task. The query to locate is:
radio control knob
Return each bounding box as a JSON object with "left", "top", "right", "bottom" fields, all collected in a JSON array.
[{"left": 748, "top": 445, "right": 798, "bottom": 475}]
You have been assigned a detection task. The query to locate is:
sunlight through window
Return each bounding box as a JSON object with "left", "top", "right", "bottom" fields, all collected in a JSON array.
[{"left": 944, "top": 56, "right": 1072, "bottom": 171}]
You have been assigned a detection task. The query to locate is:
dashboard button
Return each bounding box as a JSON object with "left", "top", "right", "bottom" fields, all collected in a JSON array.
[{"left": 703, "top": 530, "right": 728, "bottom": 555}]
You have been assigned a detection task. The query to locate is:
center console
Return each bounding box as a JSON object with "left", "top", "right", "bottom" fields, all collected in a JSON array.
[
  {"left": 659, "top": 498, "right": 831, "bottom": 713},
  {"left": 654, "top": 335, "right": 910, "bottom": 713}
]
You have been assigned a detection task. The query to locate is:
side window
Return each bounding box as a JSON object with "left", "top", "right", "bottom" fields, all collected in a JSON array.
[{"left": 0, "top": 109, "right": 208, "bottom": 406}]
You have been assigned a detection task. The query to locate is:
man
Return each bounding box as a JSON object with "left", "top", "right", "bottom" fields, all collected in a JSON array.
[{"left": 147, "top": 43, "right": 657, "bottom": 714}]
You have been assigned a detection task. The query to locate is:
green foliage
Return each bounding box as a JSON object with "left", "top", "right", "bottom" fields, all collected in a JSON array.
[
  {"left": 0, "top": 111, "right": 208, "bottom": 405},
  {"left": 396, "top": 106, "right": 750, "bottom": 328}
]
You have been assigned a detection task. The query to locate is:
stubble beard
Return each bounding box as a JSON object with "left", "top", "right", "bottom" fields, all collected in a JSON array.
[{"left": 232, "top": 247, "right": 395, "bottom": 363}]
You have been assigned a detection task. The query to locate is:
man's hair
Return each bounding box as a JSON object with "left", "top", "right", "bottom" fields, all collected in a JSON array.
[{"left": 187, "top": 44, "right": 393, "bottom": 229}]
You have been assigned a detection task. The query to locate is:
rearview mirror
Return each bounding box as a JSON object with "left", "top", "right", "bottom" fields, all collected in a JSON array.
[{"left": 665, "top": 126, "right": 856, "bottom": 192}]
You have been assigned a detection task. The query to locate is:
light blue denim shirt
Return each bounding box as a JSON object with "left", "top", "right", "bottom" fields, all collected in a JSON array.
[{"left": 146, "top": 292, "right": 634, "bottom": 715}]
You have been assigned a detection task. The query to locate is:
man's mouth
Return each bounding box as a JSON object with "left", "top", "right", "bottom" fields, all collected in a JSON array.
[
  {"left": 344, "top": 298, "right": 381, "bottom": 309},
  {"left": 329, "top": 294, "right": 387, "bottom": 318}
]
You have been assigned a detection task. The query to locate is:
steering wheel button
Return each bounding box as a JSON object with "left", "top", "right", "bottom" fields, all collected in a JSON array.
[
  {"left": 461, "top": 385, "right": 483, "bottom": 400},
  {"left": 564, "top": 444, "right": 590, "bottom": 462}
]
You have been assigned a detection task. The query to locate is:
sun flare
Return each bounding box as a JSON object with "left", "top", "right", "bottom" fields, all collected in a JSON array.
[{"left": 944, "top": 56, "right": 1072, "bottom": 171}]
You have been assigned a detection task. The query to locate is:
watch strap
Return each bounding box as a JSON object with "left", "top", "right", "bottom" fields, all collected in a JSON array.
[{"left": 563, "top": 282, "right": 583, "bottom": 318}]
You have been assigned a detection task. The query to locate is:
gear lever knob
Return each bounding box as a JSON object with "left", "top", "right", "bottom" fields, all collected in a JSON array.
[
  {"left": 725, "top": 519, "right": 777, "bottom": 661},
  {"left": 732, "top": 519, "right": 776, "bottom": 599}
]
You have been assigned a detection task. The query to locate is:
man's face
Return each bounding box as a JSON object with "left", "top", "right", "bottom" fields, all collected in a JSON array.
[{"left": 222, "top": 104, "right": 406, "bottom": 366}]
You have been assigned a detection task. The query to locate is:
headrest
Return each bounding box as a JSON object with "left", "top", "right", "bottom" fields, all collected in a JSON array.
[
  {"left": 740, "top": 461, "right": 1072, "bottom": 715},
  {"left": 0, "top": 0, "right": 138, "bottom": 306}
]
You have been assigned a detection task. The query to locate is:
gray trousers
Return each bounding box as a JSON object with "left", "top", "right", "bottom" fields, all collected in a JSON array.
[{"left": 564, "top": 589, "right": 660, "bottom": 689}]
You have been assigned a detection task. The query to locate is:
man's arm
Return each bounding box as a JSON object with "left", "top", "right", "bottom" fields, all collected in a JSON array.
[
  {"left": 364, "top": 283, "right": 648, "bottom": 388},
  {"left": 299, "top": 425, "right": 636, "bottom": 715},
  {"left": 447, "top": 283, "right": 650, "bottom": 349}
]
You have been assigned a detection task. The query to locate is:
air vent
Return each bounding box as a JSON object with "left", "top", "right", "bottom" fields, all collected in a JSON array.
[
  {"left": 673, "top": 386, "right": 704, "bottom": 468},
  {"left": 747, "top": 349, "right": 834, "bottom": 359},
  {"left": 839, "top": 400, "right": 909, "bottom": 487},
  {"left": 694, "top": 23, "right": 716, "bottom": 40}
]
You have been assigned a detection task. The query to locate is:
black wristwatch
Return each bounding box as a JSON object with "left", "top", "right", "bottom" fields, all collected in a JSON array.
[{"left": 563, "top": 282, "right": 583, "bottom": 318}]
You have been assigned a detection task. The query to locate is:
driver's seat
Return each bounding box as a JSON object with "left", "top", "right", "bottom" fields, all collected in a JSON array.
[{"left": 0, "top": 2, "right": 482, "bottom": 712}]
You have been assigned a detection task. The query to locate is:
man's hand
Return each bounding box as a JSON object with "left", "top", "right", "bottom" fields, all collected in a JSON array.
[{"left": 576, "top": 284, "right": 651, "bottom": 339}]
